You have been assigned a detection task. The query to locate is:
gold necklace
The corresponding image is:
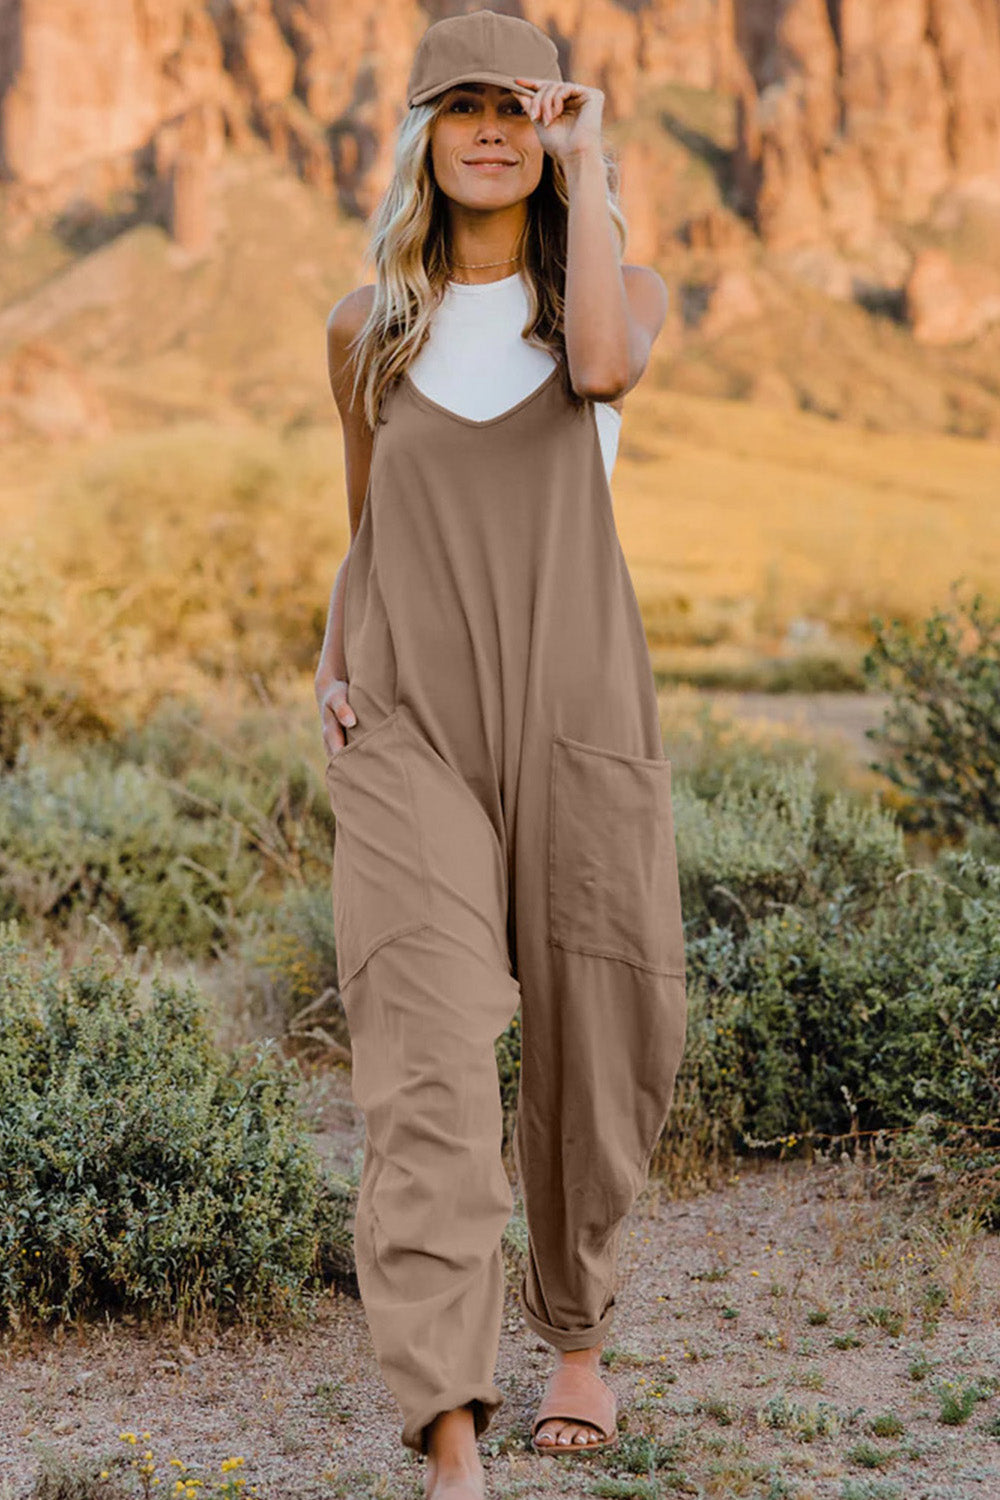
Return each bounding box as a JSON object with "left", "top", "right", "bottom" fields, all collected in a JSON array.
[
  {"left": 449, "top": 252, "right": 520, "bottom": 285},
  {"left": 452, "top": 254, "right": 519, "bottom": 267}
]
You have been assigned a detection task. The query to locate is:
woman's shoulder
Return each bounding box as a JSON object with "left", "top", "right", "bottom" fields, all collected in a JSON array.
[
  {"left": 326, "top": 286, "right": 377, "bottom": 397},
  {"left": 326, "top": 285, "right": 378, "bottom": 416},
  {"left": 326, "top": 283, "right": 377, "bottom": 345}
]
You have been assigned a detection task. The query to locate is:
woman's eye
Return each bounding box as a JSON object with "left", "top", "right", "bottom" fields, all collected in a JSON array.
[{"left": 449, "top": 98, "right": 524, "bottom": 114}]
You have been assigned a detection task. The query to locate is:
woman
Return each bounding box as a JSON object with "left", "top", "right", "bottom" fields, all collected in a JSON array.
[{"left": 315, "top": 13, "right": 688, "bottom": 1499}]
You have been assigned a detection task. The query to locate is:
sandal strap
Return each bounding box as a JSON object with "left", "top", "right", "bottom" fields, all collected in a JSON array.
[{"left": 532, "top": 1362, "right": 617, "bottom": 1441}]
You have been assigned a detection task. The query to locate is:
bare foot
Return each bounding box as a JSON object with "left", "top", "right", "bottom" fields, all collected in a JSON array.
[
  {"left": 533, "top": 1342, "right": 610, "bottom": 1450},
  {"left": 424, "top": 1403, "right": 485, "bottom": 1500}
]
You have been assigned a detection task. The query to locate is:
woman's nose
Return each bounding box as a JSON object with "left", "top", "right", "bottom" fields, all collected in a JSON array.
[{"left": 476, "top": 111, "right": 507, "bottom": 137}]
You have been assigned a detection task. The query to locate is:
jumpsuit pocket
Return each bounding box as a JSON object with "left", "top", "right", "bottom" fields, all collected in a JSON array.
[
  {"left": 325, "top": 706, "right": 431, "bottom": 987},
  {"left": 548, "top": 732, "right": 686, "bottom": 977}
]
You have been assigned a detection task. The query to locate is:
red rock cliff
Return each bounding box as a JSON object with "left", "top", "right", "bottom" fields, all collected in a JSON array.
[{"left": 1, "top": 1, "right": 999, "bottom": 259}]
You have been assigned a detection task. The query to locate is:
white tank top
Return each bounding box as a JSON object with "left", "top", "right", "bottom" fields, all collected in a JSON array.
[{"left": 406, "top": 270, "right": 623, "bottom": 486}]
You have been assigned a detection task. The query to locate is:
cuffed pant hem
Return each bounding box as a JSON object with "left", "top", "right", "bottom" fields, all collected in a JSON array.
[
  {"left": 402, "top": 1385, "right": 506, "bottom": 1458},
  {"left": 518, "top": 1274, "right": 617, "bottom": 1351}
]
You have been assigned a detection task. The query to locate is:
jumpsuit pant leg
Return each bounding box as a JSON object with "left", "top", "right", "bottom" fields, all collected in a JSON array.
[
  {"left": 513, "top": 951, "right": 687, "bottom": 1350},
  {"left": 344, "top": 927, "right": 519, "bottom": 1456},
  {"left": 510, "top": 727, "right": 689, "bottom": 1353},
  {"left": 328, "top": 707, "right": 520, "bottom": 1457}
]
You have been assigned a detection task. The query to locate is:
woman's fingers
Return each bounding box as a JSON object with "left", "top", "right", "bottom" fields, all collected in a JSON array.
[
  {"left": 525, "top": 82, "right": 574, "bottom": 127},
  {"left": 321, "top": 680, "right": 356, "bottom": 758},
  {"left": 534, "top": 84, "right": 558, "bottom": 124},
  {"left": 515, "top": 77, "right": 552, "bottom": 121}
]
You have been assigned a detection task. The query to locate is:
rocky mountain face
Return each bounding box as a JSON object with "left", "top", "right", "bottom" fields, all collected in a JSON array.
[
  {"left": 1, "top": 1, "right": 999, "bottom": 442},
  {"left": 3, "top": 1, "right": 999, "bottom": 253}
]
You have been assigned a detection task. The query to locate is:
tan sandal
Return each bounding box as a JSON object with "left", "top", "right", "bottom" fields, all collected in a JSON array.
[{"left": 531, "top": 1361, "right": 619, "bottom": 1457}]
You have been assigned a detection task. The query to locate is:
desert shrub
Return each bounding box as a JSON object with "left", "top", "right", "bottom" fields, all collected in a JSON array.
[
  {"left": 248, "top": 883, "right": 339, "bottom": 1003},
  {"left": 677, "top": 845, "right": 998, "bottom": 1143},
  {"left": 495, "top": 1008, "right": 522, "bottom": 1160},
  {"left": 660, "top": 845, "right": 1000, "bottom": 1221},
  {"left": 672, "top": 748, "right": 908, "bottom": 925},
  {"left": 312, "top": 1168, "right": 360, "bottom": 1297},
  {"left": 879, "top": 1113, "right": 1000, "bottom": 1229},
  {"left": 0, "top": 922, "right": 352, "bottom": 1330},
  {"left": 0, "top": 752, "right": 263, "bottom": 954},
  {"left": 862, "top": 583, "right": 1000, "bottom": 835},
  {"left": 0, "top": 706, "right": 335, "bottom": 958}
]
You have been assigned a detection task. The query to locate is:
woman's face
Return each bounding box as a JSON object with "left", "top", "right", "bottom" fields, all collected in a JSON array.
[{"left": 429, "top": 81, "right": 544, "bottom": 207}]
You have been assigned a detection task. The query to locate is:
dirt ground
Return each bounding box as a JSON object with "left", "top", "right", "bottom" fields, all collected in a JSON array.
[{"left": 2, "top": 1058, "right": 998, "bottom": 1500}]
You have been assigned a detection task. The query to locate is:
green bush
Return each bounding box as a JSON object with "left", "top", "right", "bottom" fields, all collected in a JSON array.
[
  {"left": 0, "top": 753, "right": 263, "bottom": 954},
  {"left": 638, "top": 739, "right": 1000, "bottom": 1215},
  {"left": 673, "top": 748, "right": 908, "bottom": 926},
  {"left": 676, "top": 845, "right": 999, "bottom": 1143},
  {"left": 862, "top": 583, "right": 1000, "bottom": 835},
  {"left": 0, "top": 922, "right": 354, "bottom": 1330},
  {"left": 247, "top": 881, "right": 341, "bottom": 1015},
  {"left": 0, "top": 705, "right": 336, "bottom": 958}
]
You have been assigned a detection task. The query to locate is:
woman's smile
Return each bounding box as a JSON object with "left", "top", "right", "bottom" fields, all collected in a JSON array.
[{"left": 462, "top": 158, "right": 519, "bottom": 172}]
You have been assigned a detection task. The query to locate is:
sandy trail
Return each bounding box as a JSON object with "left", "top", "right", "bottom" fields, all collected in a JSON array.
[{"left": 2, "top": 1073, "right": 998, "bottom": 1500}]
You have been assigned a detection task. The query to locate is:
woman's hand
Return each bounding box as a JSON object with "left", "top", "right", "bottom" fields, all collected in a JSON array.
[
  {"left": 316, "top": 675, "right": 357, "bottom": 758},
  {"left": 512, "top": 77, "right": 604, "bottom": 162}
]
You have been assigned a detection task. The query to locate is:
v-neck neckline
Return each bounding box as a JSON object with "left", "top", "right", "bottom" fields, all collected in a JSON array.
[{"left": 401, "top": 364, "right": 562, "bottom": 429}]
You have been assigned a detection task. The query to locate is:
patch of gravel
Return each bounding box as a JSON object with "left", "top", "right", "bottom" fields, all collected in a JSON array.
[{"left": 1, "top": 1117, "right": 998, "bottom": 1500}]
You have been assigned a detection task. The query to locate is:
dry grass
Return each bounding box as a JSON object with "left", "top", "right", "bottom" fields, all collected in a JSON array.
[
  {"left": 2, "top": 364, "right": 998, "bottom": 751},
  {"left": 616, "top": 375, "right": 1000, "bottom": 667}
]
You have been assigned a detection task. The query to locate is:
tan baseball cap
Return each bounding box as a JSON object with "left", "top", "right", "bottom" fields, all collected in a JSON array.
[{"left": 406, "top": 10, "right": 562, "bottom": 109}]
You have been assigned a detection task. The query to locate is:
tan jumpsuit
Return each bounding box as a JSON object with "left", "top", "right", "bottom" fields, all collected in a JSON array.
[{"left": 324, "top": 357, "right": 688, "bottom": 1457}]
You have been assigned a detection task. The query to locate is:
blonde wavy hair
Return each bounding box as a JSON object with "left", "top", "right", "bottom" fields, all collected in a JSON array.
[{"left": 347, "top": 93, "right": 629, "bottom": 431}]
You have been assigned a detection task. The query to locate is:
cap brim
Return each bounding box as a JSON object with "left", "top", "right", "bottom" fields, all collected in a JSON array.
[{"left": 408, "top": 71, "right": 533, "bottom": 107}]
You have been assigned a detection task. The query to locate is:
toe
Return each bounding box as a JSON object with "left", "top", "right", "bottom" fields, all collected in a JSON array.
[
  {"left": 570, "top": 1420, "right": 603, "bottom": 1444},
  {"left": 535, "top": 1416, "right": 605, "bottom": 1449}
]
